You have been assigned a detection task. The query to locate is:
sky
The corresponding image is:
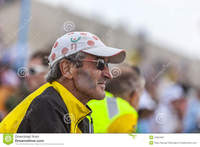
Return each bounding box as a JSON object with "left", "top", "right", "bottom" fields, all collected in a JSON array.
[{"left": 38, "top": 0, "right": 200, "bottom": 60}]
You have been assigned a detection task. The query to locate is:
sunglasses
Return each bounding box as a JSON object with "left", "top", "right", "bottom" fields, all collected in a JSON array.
[
  {"left": 80, "top": 58, "right": 109, "bottom": 71},
  {"left": 28, "top": 66, "right": 48, "bottom": 75}
]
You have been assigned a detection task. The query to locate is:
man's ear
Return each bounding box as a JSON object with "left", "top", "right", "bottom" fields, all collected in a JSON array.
[{"left": 59, "top": 59, "right": 73, "bottom": 79}]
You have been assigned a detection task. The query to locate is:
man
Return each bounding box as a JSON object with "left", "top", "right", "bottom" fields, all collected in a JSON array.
[
  {"left": 154, "top": 83, "right": 187, "bottom": 133},
  {"left": 0, "top": 32, "right": 126, "bottom": 133},
  {"left": 26, "top": 51, "right": 49, "bottom": 92},
  {"left": 88, "top": 64, "right": 145, "bottom": 133},
  {"left": 3, "top": 51, "right": 49, "bottom": 113}
]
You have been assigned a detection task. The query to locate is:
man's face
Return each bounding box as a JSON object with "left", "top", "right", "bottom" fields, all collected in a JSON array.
[
  {"left": 72, "top": 54, "right": 112, "bottom": 100},
  {"left": 26, "top": 58, "right": 48, "bottom": 92}
]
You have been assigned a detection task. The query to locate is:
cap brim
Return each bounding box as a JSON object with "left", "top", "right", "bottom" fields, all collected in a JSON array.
[{"left": 82, "top": 47, "right": 126, "bottom": 63}]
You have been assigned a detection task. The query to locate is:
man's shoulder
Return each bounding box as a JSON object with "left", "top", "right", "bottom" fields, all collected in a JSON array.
[
  {"left": 29, "top": 86, "right": 67, "bottom": 112},
  {"left": 116, "top": 97, "right": 137, "bottom": 115},
  {"left": 17, "top": 86, "right": 70, "bottom": 133}
]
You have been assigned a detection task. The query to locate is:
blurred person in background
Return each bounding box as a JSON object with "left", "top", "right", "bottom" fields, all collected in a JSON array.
[
  {"left": 26, "top": 51, "right": 49, "bottom": 92},
  {"left": 0, "top": 63, "right": 20, "bottom": 121},
  {"left": 154, "top": 83, "right": 188, "bottom": 133},
  {"left": 0, "top": 32, "right": 126, "bottom": 133},
  {"left": 4, "top": 50, "right": 50, "bottom": 113},
  {"left": 88, "top": 64, "right": 145, "bottom": 133},
  {"left": 142, "top": 61, "right": 165, "bottom": 104},
  {"left": 183, "top": 86, "right": 200, "bottom": 132},
  {"left": 137, "top": 89, "right": 156, "bottom": 133},
  {"left": 136, "top": 62, "right": 160, "bottom": 133}
]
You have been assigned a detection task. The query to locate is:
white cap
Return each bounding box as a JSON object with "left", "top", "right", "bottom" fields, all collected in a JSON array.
[{"left": 48, "top": 32, "right": 126, "bottom": 67}]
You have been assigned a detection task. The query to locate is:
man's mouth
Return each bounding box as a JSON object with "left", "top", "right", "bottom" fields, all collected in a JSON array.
[{"left": 97, "top": 81, "right": 106, "bottom": 90}]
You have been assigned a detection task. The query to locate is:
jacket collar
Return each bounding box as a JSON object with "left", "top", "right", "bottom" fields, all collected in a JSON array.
[{"left": 50, "top": 81, "right": 91, "bottom": 125}]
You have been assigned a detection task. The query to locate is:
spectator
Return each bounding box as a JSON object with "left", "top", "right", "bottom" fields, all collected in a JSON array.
[
  {"left": 137, "top": 89, "right": 156, "bottom": 133},
  {"left": 26, "top": 51, "right": 49, "bottom": 92},
  {"left": 183, "top": 86, "right": 200, "bottom": 132},
  {"left": 0, "top": 31, "right": 126, "bottom": 133},
  {"left": 154, "top": 84, "right": 187, "bottom": 133}
]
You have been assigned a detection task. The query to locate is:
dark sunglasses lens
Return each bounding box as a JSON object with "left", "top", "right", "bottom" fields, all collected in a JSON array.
[
  {"left": 29, "top": 68, "right": 36, "bottom": 75},
  {"left": 97, "top": 59, "right": 105, "bottom": 70}
]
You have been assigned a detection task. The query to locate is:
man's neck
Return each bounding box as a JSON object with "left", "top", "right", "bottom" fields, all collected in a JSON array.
[{"left": 57, "top": 79, "right": 89, "bottom": 105}]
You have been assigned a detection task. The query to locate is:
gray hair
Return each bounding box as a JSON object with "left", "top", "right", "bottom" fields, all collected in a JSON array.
[{"left": 46, "top": 52, "right": 86, "bottom": 83}]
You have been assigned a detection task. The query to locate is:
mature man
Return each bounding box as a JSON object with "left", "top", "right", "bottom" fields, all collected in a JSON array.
[
  {"left": 0, "top": 32, "right": 126, "bottom": 133},
  {"left": 88, "top": 64, "right": 145, "bottom": 133}
]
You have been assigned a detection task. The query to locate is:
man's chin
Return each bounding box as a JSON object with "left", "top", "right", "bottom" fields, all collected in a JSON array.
[{"left": 91, "top": 92, "right": 105, "bottom": 100}]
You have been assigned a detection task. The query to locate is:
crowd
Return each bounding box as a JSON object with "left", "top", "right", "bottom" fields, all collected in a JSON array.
[
  {"left": 0, "top": 29, "right": 200, "bottom": 133},
  {"left": 137, "top": 59, "right": 200, "bottom": 133}
]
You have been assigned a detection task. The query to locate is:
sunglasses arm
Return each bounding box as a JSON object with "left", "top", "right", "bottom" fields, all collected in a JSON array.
[{"left": 80, "top": 59, "right": 98, "bottom": 63}]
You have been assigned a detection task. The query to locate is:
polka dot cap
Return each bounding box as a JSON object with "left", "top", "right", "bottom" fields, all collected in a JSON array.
[{"left": 48, "top": 32, "right": 126, "bottom": 67}]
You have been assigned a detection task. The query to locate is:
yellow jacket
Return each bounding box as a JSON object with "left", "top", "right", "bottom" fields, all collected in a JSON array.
[
  {"left": 88, "top": 92, "right": 138, "bottom": 133},
  {"left": 0, "top": 81, "right": 92, "bottom": 133}
]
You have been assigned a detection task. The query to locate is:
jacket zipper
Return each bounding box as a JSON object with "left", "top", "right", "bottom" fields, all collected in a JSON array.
[
  {"left": 74, "top": 113, "right": 93, "bottom": 133},
  {"left": 88, "top": 114, "right": 93, "bottom": 133}
]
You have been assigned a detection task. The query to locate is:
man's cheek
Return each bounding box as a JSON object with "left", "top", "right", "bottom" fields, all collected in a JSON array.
[{"left": 77, "top": 69, "right": 97, "bottom": 89}]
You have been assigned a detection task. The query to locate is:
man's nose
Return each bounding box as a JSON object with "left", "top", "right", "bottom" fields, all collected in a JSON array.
[{"left": 102, "top": 66, "right": 112, "bottom": 79}]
